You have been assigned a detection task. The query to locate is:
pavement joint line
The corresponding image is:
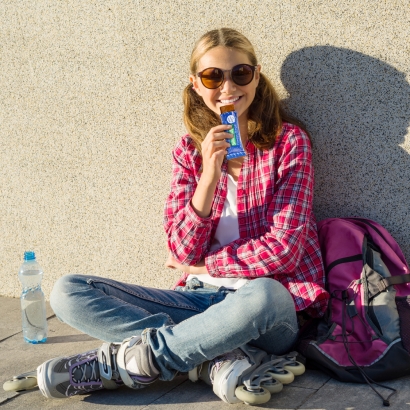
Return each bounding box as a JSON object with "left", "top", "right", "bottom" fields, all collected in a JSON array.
[
  {"left": 294, "top": 377, "right": 330, "bottom": 410},
  {"left": 0, "top": 334, "right": 22, "bottom": 344},
  {"left": 0, "top": 315, "right": 56, "bottom": 343},
  {"left": 0, "top": 390, "right": 30, "bottom": 407},
  {"left": 294, "top": 388, "right": 320, "bottom": 410},
  {"left": 139, "top": 377, "right": 190, "bottom": 410}
]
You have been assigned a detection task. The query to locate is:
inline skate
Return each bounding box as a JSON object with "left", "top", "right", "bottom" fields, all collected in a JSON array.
[
  {"left": 3, "top": 335, "right": 160, "bottom": 398},
  {"left": 189, "top": 346, "right": 305, "bottom": 405}
]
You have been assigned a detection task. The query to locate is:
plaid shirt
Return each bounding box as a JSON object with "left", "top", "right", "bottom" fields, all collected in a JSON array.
[{"left": 164, "top": 123, "right": 329, "bottom": 317}]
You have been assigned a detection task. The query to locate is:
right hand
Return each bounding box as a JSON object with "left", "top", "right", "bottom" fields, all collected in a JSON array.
[{"left": 200, "top": 124, "right": 232, "bottom": 183}]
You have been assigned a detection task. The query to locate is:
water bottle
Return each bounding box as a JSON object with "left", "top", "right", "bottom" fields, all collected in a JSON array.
[{"left": 18, "top": 251, "right": 48, "bottom": 343}]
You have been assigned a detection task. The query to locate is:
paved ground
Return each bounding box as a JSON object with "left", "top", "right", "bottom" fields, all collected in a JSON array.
[{"left": 1, "top": 296, "right": 410, "bottom": 409}]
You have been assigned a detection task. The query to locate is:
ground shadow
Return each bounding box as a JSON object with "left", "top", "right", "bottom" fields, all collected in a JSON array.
[
  {"left": 281, "top": 46, "right": 410, "bottom": 260},
  {"left": 46, "top": 334, "right": 97, "bottom": 343},
  {"left": 82, "top": 376, "right": 221, "bottom": 406}
]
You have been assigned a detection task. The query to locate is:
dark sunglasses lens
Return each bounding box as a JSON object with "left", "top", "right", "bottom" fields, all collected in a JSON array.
[
  {"left": 232, "top": 65, "right": 254, "bottom": 85},
  {"left": 201, "top": 68, "right": 223, "bottom": 89}
]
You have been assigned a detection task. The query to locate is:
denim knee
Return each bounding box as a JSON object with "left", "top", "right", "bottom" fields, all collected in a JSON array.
[
  {"left": 50, "top": 274, "right": 88, "bottom": 322},
  {"left": 240, "top": 277, "right": 295, "bottom": 317}
]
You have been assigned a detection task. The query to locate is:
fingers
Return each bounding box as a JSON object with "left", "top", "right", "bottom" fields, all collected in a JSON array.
[
  {"left": 202, "top": 125, "right": 232, "bottom": 155},
  {"left": 164, "top": 253, "right": 191, "bottom": 274},
  {"left": 199, "top": 125, "right": 233, "bottom": 183},
  {"left": 206, "top": 138, "right": 230, "bottom": 153},
  {"left": 165, "top": 262, "right": 176, "bottom": 269},
  {"left": 205, "top": 125, "right": 232, "bottom": 141},
  {"left": 211, "top": 124, "right": 232, "bottom": 136},
  {"left": 206, "top": 125, "right": 232, "bottom": 142},
  {"left": 165, "top": 254, "right": 177, "bottom": 269}
]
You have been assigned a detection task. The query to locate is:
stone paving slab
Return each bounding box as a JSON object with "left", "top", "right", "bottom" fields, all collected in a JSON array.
[
  {"left": 288, "top": 369, "right": 329, "bottom": 390},
  {"left": 0, "top": 296, "right": 324, "bottom": 409},
  {"left": 1, "top": 296, "right": 410, "bottom": 409},
  {"left": 301, "top": 375, "right": 410, "bottom": 410},
  {"left": 1, "top": 373, "right": 321, "bottom": 410},
  {"left": 0, "top": 316, "right": 100, "bottom": 405},
  {"left": 1, "top": 378, "right": 188, "bottom": 409},
  {"left": 0, "top": 311, "right": 189, "bottom": 409},
  {"left": 145, "top": 379, "right": 319, "bottom": 410}
]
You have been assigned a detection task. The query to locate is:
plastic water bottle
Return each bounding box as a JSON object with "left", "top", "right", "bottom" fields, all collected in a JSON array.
[{"left": 18, "top": 251, "right": 48, "bottom": 343}]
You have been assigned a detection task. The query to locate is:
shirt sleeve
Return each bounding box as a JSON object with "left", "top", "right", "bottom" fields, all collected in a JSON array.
[
  {"left": 163, "top": 136, "right": 213, "bottom": 265},
  {"left": 205, "top": 128, "right": 314, "bottom": 278}
]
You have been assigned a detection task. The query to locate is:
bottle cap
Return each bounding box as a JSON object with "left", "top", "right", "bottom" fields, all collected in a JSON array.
[
  {"left": 24, "top": 251, "right": 36, "bottom": 261},
  {"left": 220, "top": 104, "right": 235, "bottom": 114}
]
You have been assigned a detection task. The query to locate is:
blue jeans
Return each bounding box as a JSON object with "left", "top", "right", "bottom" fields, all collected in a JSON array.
[{"left": 50, "top": 275, "right": 298, "bottom": 381}]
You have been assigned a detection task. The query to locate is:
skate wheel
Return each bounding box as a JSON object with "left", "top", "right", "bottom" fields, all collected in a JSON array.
[
  {"left": 284, "top": 361, "right": 305, "bottom": 376},
  {"left": 3, "top": 374, "right": 38, "bottom": 392},
  {"left": 266, "top": 368, "right": 294, "bottom": 384},
  {"left": 261, "top": 378, "right": 283, "bottom": 394},
  {"left": 235, "top": 385, "right": 271, "bottom": 405}
]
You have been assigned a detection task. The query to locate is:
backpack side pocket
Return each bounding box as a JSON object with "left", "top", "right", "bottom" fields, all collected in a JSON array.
[
  {"left": 396, "top": 296, "right": 410, "bottom": 353},
  {"left": 364, "top": 241, "right": 400, "bottom": 344}
]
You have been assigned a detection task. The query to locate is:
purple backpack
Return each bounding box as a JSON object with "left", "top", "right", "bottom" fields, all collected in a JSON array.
[{"left": 297, "top": 217, "right": 410, "bottom": 405}]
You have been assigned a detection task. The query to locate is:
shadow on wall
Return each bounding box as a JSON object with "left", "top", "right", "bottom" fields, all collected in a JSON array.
[{"left": 281, "top": 46, "right": 410, "bottom": 259}]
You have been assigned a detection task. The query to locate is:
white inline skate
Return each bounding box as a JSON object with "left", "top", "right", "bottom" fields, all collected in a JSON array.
[
  {"left": 3, "top": 336, "right": 160, "bottom": 398},
  {"left": 189, "top": 346, "right": 305, "bottom": 405}
]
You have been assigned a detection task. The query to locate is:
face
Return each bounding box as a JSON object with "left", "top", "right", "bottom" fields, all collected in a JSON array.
[{"left": 190, "top": 46, "right": 260, "bottom": 122}]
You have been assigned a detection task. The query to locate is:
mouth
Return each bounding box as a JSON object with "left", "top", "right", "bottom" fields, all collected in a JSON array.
[{"left": 218, "top": 96, "right": 242, "bottom": 105}]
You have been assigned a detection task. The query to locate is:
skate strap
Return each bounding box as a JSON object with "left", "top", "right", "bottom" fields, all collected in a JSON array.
[
  {"left": 117, "top": 338, "right": 139, "bottom": 389},
  {"left": 98, "top": 343, "right": 113, "bottom": 381}
]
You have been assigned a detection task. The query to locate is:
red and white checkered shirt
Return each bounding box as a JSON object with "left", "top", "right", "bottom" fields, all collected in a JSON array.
[{"left": 164, "top": 123, "right": 329, "bottom": 317}]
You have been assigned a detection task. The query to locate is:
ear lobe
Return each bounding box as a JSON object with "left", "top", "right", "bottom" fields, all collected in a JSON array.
[
  {"left": 255, "top": 65, "right": 261, "bottom": 85},
  {"left": 190, "top": 75, "right": 202, "bottom": 96}
]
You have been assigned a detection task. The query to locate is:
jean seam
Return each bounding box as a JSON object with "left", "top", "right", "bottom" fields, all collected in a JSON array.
[
  {"left": 87, "top": 281, "right": 166, "bottom": 319},
  {"left": 105, "top": 292, "right": 156, "bottom": 318},
  {"left": 87, "top": 278, "right": 206, "bottom": 313},
  {"left": 270, "top": 320, "right": 298, "bottom": 336}
]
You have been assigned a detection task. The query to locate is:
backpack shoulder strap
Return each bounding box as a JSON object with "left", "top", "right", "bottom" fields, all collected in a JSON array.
[{"left": 378, "top": 274, "right": 410, "bottom": 291}]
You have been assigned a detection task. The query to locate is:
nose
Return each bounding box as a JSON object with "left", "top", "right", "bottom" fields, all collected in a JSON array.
[{"left": 220, "top": 72, "right": 236, "bottom": 93}]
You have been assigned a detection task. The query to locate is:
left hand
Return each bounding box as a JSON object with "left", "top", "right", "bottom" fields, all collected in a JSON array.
[
  {"left": 165, "top": 252, "right": 190, "bottom": 273},
  {"left": 164, "top": 252, "right": 208, "bottom": 275}
]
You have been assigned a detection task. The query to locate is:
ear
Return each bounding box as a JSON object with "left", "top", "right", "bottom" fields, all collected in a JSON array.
[
  {"left": 190, "top": 74, "right": 202, "bottom": 96},
  {"left": 254, "top": 65, "right": 261, "bottom": 86}
]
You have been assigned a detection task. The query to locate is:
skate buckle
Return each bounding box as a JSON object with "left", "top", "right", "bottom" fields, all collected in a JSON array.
[{"left": 98, "top": 343, "right": 113, "bottom": 380}]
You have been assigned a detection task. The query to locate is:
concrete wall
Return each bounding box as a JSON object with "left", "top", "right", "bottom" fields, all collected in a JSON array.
[{"left": 1, "top": 1, "right": 409, "bottom": 299}]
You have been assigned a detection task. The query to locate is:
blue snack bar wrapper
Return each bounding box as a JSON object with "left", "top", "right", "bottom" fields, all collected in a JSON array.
[{"left": 220, "top": 104, "right": 246, "bottom": 160}]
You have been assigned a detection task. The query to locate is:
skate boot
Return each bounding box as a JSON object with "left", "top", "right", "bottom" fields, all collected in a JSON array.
[
  {"left": 189, "top": 345, "right": 284, "bottom": 405},
  {"left": 3, "top": 336, "right": 160, "bottom": 398}
]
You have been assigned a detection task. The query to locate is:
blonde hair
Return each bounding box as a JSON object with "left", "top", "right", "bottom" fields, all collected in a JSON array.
[{"left": 183, "top": 28, "right": 309, "bottom": 152}]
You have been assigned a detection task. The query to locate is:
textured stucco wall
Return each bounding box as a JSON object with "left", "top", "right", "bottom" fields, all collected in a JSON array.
[{"left": 1, "top": 1, "right": 409, "bottom": 299}]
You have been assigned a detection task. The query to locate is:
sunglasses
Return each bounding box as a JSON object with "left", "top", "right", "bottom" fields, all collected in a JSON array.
[{"left": 196, "top": 64, "right": 258, "bottom": 89}]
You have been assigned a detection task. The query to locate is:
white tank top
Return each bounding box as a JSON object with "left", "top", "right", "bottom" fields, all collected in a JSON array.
[{"left": 187, "top": 174, "right": 249, "bottom": 289}]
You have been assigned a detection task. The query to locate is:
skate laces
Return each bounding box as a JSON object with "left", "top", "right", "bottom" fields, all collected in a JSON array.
[{"left": 71, "top": 359, "right": 100, "bottom": 384}]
